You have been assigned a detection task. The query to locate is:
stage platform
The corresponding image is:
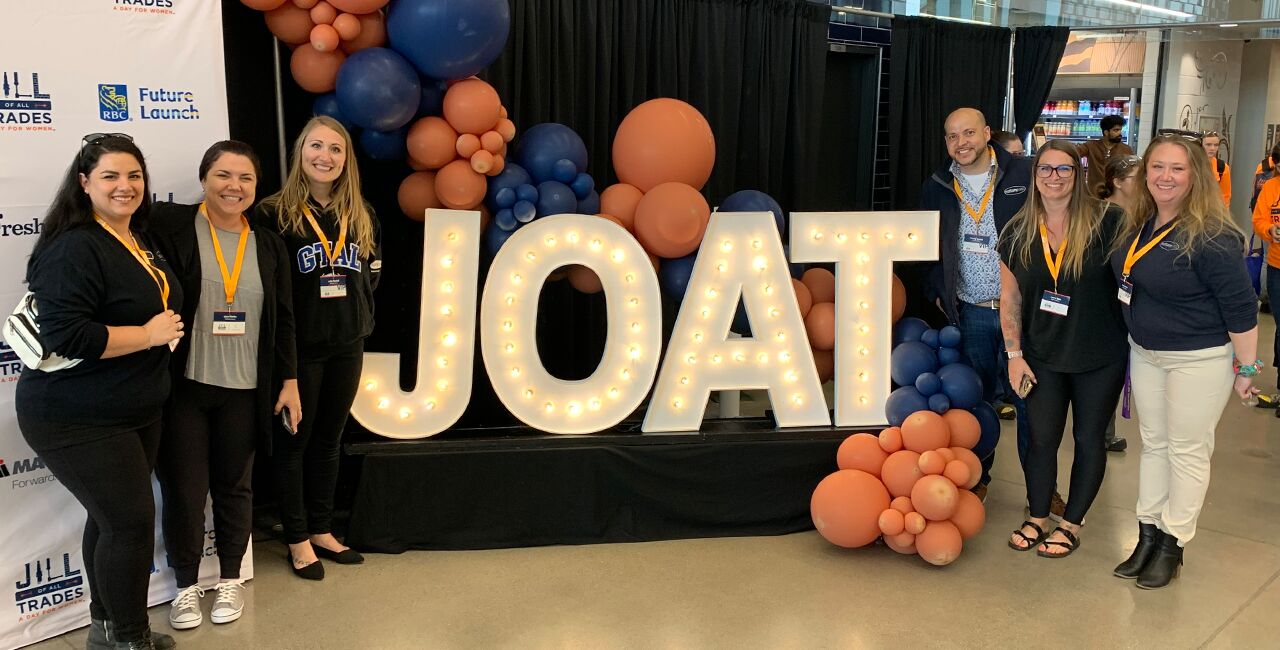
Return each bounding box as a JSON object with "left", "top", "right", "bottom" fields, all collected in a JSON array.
[{"left": 342, "top": 418, "right": 865, "bottom": 552}]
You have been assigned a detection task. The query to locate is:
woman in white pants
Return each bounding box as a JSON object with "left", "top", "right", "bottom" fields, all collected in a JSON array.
[{"left": 1109, "top": 133, "right": 1260, "bottom": 589}]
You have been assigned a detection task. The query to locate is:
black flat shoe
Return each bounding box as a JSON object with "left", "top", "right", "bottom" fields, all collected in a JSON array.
[
  {"left": 288, "top": 553, "right": 325, "bottom": 580},
  {"left": 88, "top": 619, "right": 175, "bottom": 649},
  {"left": 314, "top": 545, "right": 365, "bottom": 564},
  {"left": 1105, "top": 436, "right": 1128, "bottom": 452}
]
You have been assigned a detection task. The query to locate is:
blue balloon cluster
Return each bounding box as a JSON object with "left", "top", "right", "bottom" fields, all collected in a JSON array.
[
  {"left": 885, "top": 319, "right": 988, "bottom": 427},
  {"left": 718, "top": 189, "right": 785, "bottom": 234},
  {"left": 387, "top": 0, "right": 512, "bottom": 81}
]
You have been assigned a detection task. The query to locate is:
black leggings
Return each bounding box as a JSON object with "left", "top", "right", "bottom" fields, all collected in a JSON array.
[
  {"left": 36, "top": 422, "right": 161, "bottom": 642},
  {"left": 273, "top": 341, "right": 363, "bottom": 544},
  {"left": 1024, "top": 359, "right": 1127, "bottom": 524},
  {"left": 157, "top": 378, "right": 256, "bottom": 588}
]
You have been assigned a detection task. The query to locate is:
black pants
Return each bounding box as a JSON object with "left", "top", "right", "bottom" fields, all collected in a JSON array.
[
  {"left": 36, "top": 422, "right": 161, "bottom": 642},
  {"left": 157, "top": 378, "right": 256, "bottom": 588},
  {"left": 274, "top": 341, "right": 363, "bottom": 544},
  {"left": 1024, "top": 359, "right": 1127, "bottom": 524}
]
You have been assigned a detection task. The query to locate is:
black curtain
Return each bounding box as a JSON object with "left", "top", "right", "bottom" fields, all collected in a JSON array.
[
  {"left": 887, "top": 16, "right": 1011, "bottom": 210},
  {"left": 1012, "top": 26, "right": 1069, "bottom": 141}
]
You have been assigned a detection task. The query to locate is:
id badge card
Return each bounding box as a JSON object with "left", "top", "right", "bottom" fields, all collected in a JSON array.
[
  {"left": 1039, "top": 291, "right": 1070, "bottom": 316},
  {"left": 961, "top": 234, "right": 991, "bottom": 255},
  {"left": 320, "top": 274, "right": 348, "bottom": 299},
  {"left": 212, "top": 311, "right": 247, "bottom": 336},
  {"left": 1118, "top": 280, "right": 1133, "bottom": 306}
]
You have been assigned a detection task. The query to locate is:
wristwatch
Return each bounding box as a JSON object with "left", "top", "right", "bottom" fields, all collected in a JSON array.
[{"left": 1006, "top": 350, "right": 1024, "bottom": 359}]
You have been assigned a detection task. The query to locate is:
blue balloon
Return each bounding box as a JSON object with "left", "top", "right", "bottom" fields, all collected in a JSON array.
[
  {"left": 920, "top": 328, "right": 941, "bottom": 349},
  {"left": 494, "top": 208, "right": 517, "bottom": 231},
  {"left": 536, "top": 181, "right": 577, "bottom": 217},
  {"left": 730, "top": 302, "right": 752, "bottom": 336},
  {"left": 484, "top": 221, "right": 517, "bottom": 256},
  {"left": 552, "top": 159, "right": 578, "bottom": 184},
  {"left": 914, "top": 372, "right": 941, "bottom": 397},
  {"left": 417, "top": 77, "right": 448, "bottom": 117},
  {"left": 885, "top": 386, "right": 930, "bottom": 427},
  {"left": 782, "top": 244, "right": 805, "bottom": 279},
  {"left": 514, "top": 123, "right": 589, "bottom": 184},
  {"left": 570, "top": 173, "right": 594, "bottom": 199},
  {"left": 578, "top": 190, "right": 600, "bottom": 216},
  {"left": 387, "top": 0, "right": 511, "bottom": 80},
  {"left": 970, "top": 402, "right": 1001, "bottom": 460},
  {"left": 928, "top": 393, "right": 951, "bottom": 414},
  {"left": 359, "top": 127, "right": 406, "bottom": 161},
  {"left": 892, "top": 317, "right": 931, "bottom": 348},
  {"left": 335, "top": 48, "right": 421, "bottom": 131},
  {"left": 312, "top": 93, "right": 355, "bottom": 131},
  {"left": 659, "top": 253, "right": 698, "bottom": 300},
  {"left": 494, "top": 187, "right": 516, "bottom": 210},
  {"left": 485, "top": 164, "right": 531, "bottom": 209},
  {"left": 938, "top": 363, "right": 984, "bottom": 410},
  {"left": 890, "top": 341, "right": 939, "bottom": 387},
  {"left": 939, "top": 325, "right": 963, "bottom": 349},
  {"left": 938, "top": 347, "right": 962, "bottom": 366},
  {"left": 515, "top": 183, "right": 539, "bottom": 204},
  {"left": 718, "top": 189, "right": 785, "bottom": 234},
  {"left": 513, "top": 200, "right": 537, "bottom": 223}
]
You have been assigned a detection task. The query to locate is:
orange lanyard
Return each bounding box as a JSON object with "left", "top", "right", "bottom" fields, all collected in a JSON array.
[
  {"left": 94, "top": 215, "right": 170, "bottom": 310},
  {"left": 200, "top": 202, "right": 250, "bottom": 306},
  {"left": 302, "top": 204, "right": 348, "bottom": 270},
  {"left": 1121, "top": 221, "right": 1175, "bottom": 281},
  {"left": 1039, "top": 222, "right": 1067, "bottom": 293},
  {"left": 952, "top": 147, "right": 998, "bottom": 225}
]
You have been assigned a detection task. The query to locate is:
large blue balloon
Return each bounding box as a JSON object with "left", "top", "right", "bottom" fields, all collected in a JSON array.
[
  {"left": 885, "top": 386, "right": 930, "bottom": 427},
  {"left": 718, "top": 190, "right": 785, "bottom": 234},
  {"left": 336, "top": 48, "right": 421, "bottom": 131},
  {"left": 892, "top": 317, "right": 931, "bottom": 347},
  {"left": 485, "top": 163, "right": 532, "bottom": 209},
  {"left": 359, "top": 128, "right": 406, "bottom": 161},
  {"left": 417, "top": 77, "right": 448, "bottom": 117},
  {"left": 387, "top": 0, "right": 511, "bottom": 80},
  {"left": 970, "top": 401, "right": 1001, "bottom": 460},
  {"left": 937, "top": 363, "right": 984, "bottom": 410},
  {"left": 578, "top": 190, "right": 601, "bottom": 216},
  {"left": 659, "top": 254, "right": 698, "bottom": 300},
  {"left": 890, "top": 341, "right": 939, "bottom": 387},
  {"left": 312, "top": 93, "right": 355, "bottom": 131},
  {"left": 536, "top": 181, "right": 578, "bottom": 217},
  {"left": 484, "top": 221, "right": 517, "bottom": 256},
  {"left": 514, "top": 123, "right": 589, "bottom": 185}
]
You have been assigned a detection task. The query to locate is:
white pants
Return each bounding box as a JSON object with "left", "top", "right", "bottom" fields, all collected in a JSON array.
[{"left": 1129, "top": 340, "right": 1235, "bottom": 546}]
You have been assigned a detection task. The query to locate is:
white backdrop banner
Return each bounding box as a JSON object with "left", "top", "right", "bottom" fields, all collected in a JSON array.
[{"left": 0, "top": 2, "right": 243, "bottom": 648}]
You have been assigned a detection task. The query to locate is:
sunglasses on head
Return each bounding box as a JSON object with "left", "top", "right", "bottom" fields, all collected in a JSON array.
[
  {"left": 81, "top": 132, "right": 133, "bottom": 146},
  {"left": 1155, "top": 129, "right": 1202, "bottom": 143}
]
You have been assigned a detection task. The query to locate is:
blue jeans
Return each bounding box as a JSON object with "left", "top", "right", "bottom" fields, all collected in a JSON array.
[
  {"left": 1269, "top": 264, "right": 1280, "bottom": 384},
  {"left": 957, "top": 302, "right": 1030, "bottom": 485}
]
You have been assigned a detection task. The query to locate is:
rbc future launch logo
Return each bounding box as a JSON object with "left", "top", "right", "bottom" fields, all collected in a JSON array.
[
  {"left": 98, "top": 84, "right": 128, "bottom": 122},
  {"left": 96, "top": 84, "right": 201, "bottom": 121}
]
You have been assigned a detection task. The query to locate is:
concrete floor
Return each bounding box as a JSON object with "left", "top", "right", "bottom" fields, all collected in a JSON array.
[{"left": 30, "top": 318, "right": 1280, "bottom": 650}]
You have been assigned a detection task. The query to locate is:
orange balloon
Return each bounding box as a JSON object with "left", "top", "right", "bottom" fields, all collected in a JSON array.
[
  {"left": 309, "top": 23, "right": 340, "bottom": 52},
  {"left": 885, "top": 531, "right": 917, "bottom": 555},
  {"left": 455, "top": 133, "right": 481, "bottom": 159},
  {"left": 880, "top": 450, "right": 923, "bottom": 498},
  {"left": 810, "top": 470, "right": 891, "bottom": 549},
  {"left": 917, "top": 450, "right": 945, "bottom": 476},
  {"left": 878, "top": 426, "right": 903, "bottom": 453},
  {"left": 293, "top": 0, "right": 319, "bottom": 8},
  {"left": 499, "top": 105, "right": 508, "bottom": 119},
  {"left": 443, "top": 79, "right": 502, "bottom": 135},
  {"left": 890, "top": 495, "right": 914, "bottom": 514},
  {"left": 900, "top": 411, "right": 950, "bottom": 453},
  {"left": 339, "top": 10, "right": 386, "bottom": 53},
  {"left": 948, "top": 447, "right": 983, "bottom": 490},
  {"left": 406, "top": 117, "right": 458, "bottom": 170},
  {"left": 327, "top": 0, "right": 389, "bottom": 12},
  {"left": 309, "top": 1, "right": 337, "bottom": 24},
  {"left": 916, "top": 520, "right": 963, "bottom": 566},
  {"left": 941, "top": 409, "right": 981, "bottom": 450},
  {"left": 804, "top": 302, "right": 836, "bottom": 351},
  {"left": 801, "top": 268, "right": 836, "bottom": 304},
  {"left": 241, "top": 0, "right": 288, "bottom": 10},
  {"left": 289, "top": 45, "right": 345, "bottom": 93},
  {"left": 612, "top": 98, "right": 716, "bottom": 192},
  {"left": 480, "top": 130, "right": 504, "bottom": 154},
  {"left": 331, "top": 12, "right": 361, "bottom": 40},
  {"left": 470, "top": 150, "right": 495, "bottom": 174},
  {"left": 878, "top": 508, "right": 906, "bottom": 536},
  {"left": 397, "top": 171, "right": 441, "bottom": 222},
  {"left": 600, "top": 183, "right": 643, "bottom": 231},
  {"left": 434, "top": 160, "right": 486, "bottom": 210},
  {"left": 790, "top": 278, "right": 813, "bottom": 318},
  {"left": 936, "top": 447, "right": 957, "bottom": 463},
  {"left": 949, "top": 489, "right": 986, "bottom": 540},
  {"left": 568, "top": 266, "right": 603, "bottom": 294},
  {"left": 892, "top": 274, "right": 907, "bottom": 323},
  {"left": 265, "top": 3, "right": 317, "bottom": 44},
  {"left": 487, "top": 154, "right": 506, "bottom": 177},
  {"left": 903, "top": 511, "right": 927, "bottom": 535},
  {"left": 943, "top": 459, "right": 971, "bottom": 488},
  {"left": 632, "top": 182, "right": 710, "bottom": 258},
  {"left": 911, "top": 474, "right": 959, "bottom": 521},
  {"left": 496, "top": 117, "right": 517, "bottom": 142},
  {"left": 811, "top": 348, "right": 834, "bottom": 383},
  {"left": 836, "top": 433, "right": 889, "bottom": 477}
]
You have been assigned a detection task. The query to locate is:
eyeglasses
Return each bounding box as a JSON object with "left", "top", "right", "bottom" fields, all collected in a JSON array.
[
  {"left": 1155, "top": 129, "right": 1202, "bottom": 143},
  {"left": 81, "top": 132, "right": 133, "bottom": 146},
  {"left": 1035, "top": 164, "right": 1075, "bottom": 178}
]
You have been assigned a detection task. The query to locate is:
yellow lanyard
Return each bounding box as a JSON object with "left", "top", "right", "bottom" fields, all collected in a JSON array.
[
  {"left": 1122, "top": 221, "right": 1175, "bottom": 281},
  {"left": 952, "top": 146, "right": 998, "bottom": 226},
  {"left": 302, "top": 205, "right": 348, "bottom": 271},
  {"left": 94, "top": 215, "right": 170, "bottom": 310},
  {"left": 1039, "top": 222, "right": 1067, "bottom": 293},
  {"left": 200, "top": 202, "right": 250, "bottom": 306}
]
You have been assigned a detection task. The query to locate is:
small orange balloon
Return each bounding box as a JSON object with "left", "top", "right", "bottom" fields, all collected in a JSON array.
[
  {"left": 943, "top": 460, "right": 971, "bottom": 489},
  {"left": 941, "top": 409, "right": 981, "bottom": 450},
  {"left": 289, "top": 45, "right": 345, "bottom": 93},
  {"left": 499, "top": 105, "right": 509, "bottom": 119},
  {"left": 487, "top": 154, "right": 506, "bottom": 176},
  {"left": 837, "top": 433, "right": 889, "bottom": 477},
  {"left": 950, "top": 489, "right": 986, "bottom": 540},
  {"left": 406, "top": 117, "right": 458, "bottom": 170},
  {"left": 890, "top": 495, "right": 914, "bottom": 514},
  {"left": 339, "top": 10, "right": 386, "bottom": 53},
  {"left": 331, "top": 12, "right": 361, "bottom": 40},
  {"left": 791, "top": 278, "right": 813, "bottom": 317},
  {"left": 455, "top": 133, "right": 481, "bottom": 158},
  {"left": 309, "top": 23, "right": 340, "bottom": 52},
  {"left": 804, "top": 302, "right": 836, "bottom": 351},
  {"left": 916, "top": 520, "right": 963, "bottom": 566},
  {"left": 309, "top": 1, "right": 337, "bottom": 25},
  {"left": 936, "top": 447, "right": 956, "bottom": 463},
  {"left": 911, "top": 474, "right": 959, "bottom": 521},
  {"left": 878, "top": 426, "right": 903, "bottom": 453},
  {"left": 612, "top": 98, "right": 716, "bottom": 192},
  {"left": 878, "top": 508, "right": 905, "bottom": 536},
  {"left": 600, "top": 183, "right": 643, "bottom": 231},
  {"left": 880, "top": 450, "right": 923, "bottom": 498},
  {"left": 241, "top": 0, "right": 288, "bottom": 10},
  {"left": 470, "top": 150, "right": 495, "bottom": 174},
  {"left": 443, "top": 79, "right": 502, "bottom": 135},
  {"left": 901, "top": 411, "right": 950, "bottom": 453},
  {"left": 801, "top": 268, "right": 836, "bottom": 303},
  {"left": 434, "top": 160, "right": 486, "bottom": 210},
  {"left": 903, "top": 511, "right": 926, "bottom": 535},
  {"left": 810, "top": 469, "right": 891, "bottom": 549},
  {"left": 885, "top": 531, "right": 917, "bottom": 555},
  {"left": 496, "top": 117, "right": 517, "bottom": 142},
  {"left": 892, "top": 274, "right": 907, "bottom": 323},
  {"left": 568, "top": 266, "right": 603, "bottom": 294},
  {"left": 632, "top": 182, "right": 710, "bottom": 259},
  {"left": 265, "top": 3, "right": 317, "bottom": 45},
  {"left": 918, "top": 450, "right": 945, "bottom": 476},
  {"left": 397, "top": 171, "right": 441, "bottom": 222},
  {"left": 949, "top": 447, "right": 983, "bottom": 490},
  {"left": 293, "top": 0, "right": 319, "bottom": 8},
  {"left": 480, "top": 130, "right": 504, "bottom": 154},
  {"left": 811, "top": 348, "right": 834, "bottom": 383}
]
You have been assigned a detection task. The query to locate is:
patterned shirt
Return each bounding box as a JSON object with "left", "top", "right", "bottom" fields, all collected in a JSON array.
[{"left": 951, "top": 156, "right": 1002, "bottom": 304}]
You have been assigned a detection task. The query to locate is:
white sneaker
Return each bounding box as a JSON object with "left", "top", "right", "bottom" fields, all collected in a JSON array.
[
  {"left": 168, "top": 585, "right": 204, "bottom": 630},
  {"left": 210, "top": 580, "right": 245, "bottom": 624}
]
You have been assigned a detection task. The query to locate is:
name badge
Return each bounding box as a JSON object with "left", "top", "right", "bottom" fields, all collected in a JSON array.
[
  {"left": 212, "top": 311, "right": 247, "bottom": 336},
  {"left": 961, "top": 234, "right": 991, "bottom": 255},
  {"left": 320, "top": 274, "right": 348, "bottom": 299},
  {"left": 1118, "top": 280, "right": 1133, "bottom": 306},
  {"left": 1039, "top": 290, "right": 1070, "bottom": 316}
]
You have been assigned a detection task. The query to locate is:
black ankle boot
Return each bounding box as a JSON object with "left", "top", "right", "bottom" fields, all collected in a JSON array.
[
  {"left": 98, "top": 620, "right": 160, "bottom": 650},
  {"left": 89, "top": 619, "right": 175, "bottom": 650},
  {"left": 1136, "top": 533, "right": 1184, "bottom": 589},
  {"left": 1113, "top": 523, "right": 1160, "bottom": 579}
]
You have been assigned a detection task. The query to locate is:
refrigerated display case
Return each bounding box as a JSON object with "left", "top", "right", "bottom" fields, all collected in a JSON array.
[{"left": 1034, "top": 89, "right": 1140, "bottom": 151}]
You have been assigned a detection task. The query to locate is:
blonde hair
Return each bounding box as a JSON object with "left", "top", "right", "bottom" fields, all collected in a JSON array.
[
  {"left": 1121, "top": 135, "right": 1242, "bottom": 259},
  {"left": 1005, "top": 139, "right": 1109, "bottom": 281},
  {"left": 260, "top": 116, "right": 375, "bottom": 256}
]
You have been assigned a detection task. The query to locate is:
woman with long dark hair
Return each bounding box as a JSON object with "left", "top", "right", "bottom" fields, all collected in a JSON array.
[{"left": 16, "top": 134, "right": 184, "bottom": 650}]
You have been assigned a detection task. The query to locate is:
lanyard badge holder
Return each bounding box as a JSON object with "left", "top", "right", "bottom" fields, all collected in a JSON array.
[
  {"left": 1038, "top": 222, "right": 1070, "bottom": 316},
  {"left": 202, "top": 203, "right": 251, "bottom": 335},
  {"left": 95, "top": 215, "right": 177, "bottom": 349},
  {"left": 954, "top": 147, "right": 997, "bottom": 256},
  {"left": 1118, "top": 222, "right": 1174, "bottom": 306},
  {"left": 304, "top": 206, "right": 350, "bottom": 299}
]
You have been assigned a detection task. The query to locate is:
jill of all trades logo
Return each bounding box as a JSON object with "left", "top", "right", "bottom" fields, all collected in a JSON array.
[
  {"left": 97, "top": 84, "right": 201, "bottom": 122},
  {"left": 0, "top": 342, "right": 22, "bottom": 383},
  {"left": 14, "top": 554, "right": 85, "bottom": 621},
  {"left": 0, "top": 451, "right": 55, "bottom": 490},
  {"left": 112, "top": 0, "right": 176, "bottom": 15},
  {"left": 0, "top": 71, "right": 54, "bottom": 131}
]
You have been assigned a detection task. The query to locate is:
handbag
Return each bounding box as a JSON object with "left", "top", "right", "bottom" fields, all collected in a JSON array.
[
  {"left": 1246, "top": 234, "right": 1264, "bottom": 297},
  {"left": 2, "top": 292, "right": 82, "bottom": 372}
]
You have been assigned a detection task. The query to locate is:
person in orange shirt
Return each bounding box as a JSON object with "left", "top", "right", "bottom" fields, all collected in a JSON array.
[
  {"left": 1203, "top": 132, "right": 1231, "bottom": 208},
  {"left": 1252, "top": 174, "right": 1280, "bottom": 397}
]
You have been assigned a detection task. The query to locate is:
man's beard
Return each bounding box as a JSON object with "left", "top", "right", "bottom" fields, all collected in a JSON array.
[{"left": 1108, "top": 135, "right": 1123, "bottom": 143}]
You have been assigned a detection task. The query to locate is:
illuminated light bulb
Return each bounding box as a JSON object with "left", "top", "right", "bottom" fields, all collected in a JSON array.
[
  {"left": 510, "top": 367, "right": 521, "bottom": 378},
  {"left": 784, "top": 370, "right": 798, "bottom": 383},
  {"left": 859, "top": 301, "right": 870, "bottom": 310},
  {"left": 859, "top": 232, "right": 870, "bottom": 241},
  {"left": 791, "top": 394, "right": 804, "bottom": 406},
  {"left": 545, "top": 236, "right": 557, "bottom": 247},
  {"left": 768, "top": 307, "right": 780, "bottom": 318},
  {"left": 716, "top": 262, "right": 727, "bottom": 273},
  {"left": 700, "top": 308, "right": 711, "bottom": 319},
  {"left": 859, "top": 395, "right": 869, "bottom": 404},
  {"left": 775, "top": 331, "right": 786, "bottom": 342},
  {"left": 364, "top": 380, "right": 377, "bottom": 391},
  {"left": 441, "top": 255, "right": 454, "bottom": 267},
  {"left": 836, "top": 233, "right": 848, "bottom": 243},
  {"left": 608, "top": 387, "right": 620, "bottom": 398},
  {"left": 625, "top": 273, "right": 635, "bottom": 283},
  {"left": 504, "top": 343, "right": 515, "bottom": 353},
  {"left": 628, "top": 347, "right": 640, "bottom": 360},
  {"left": 811, "top": 230, "right": 823, "bottom": 241},
  {"left": 447, "top": 232, "right": 458, "bottom": 242},
  {"left": 441, "top": 332, "right": 457, "bottom": 346},
  {"left": 757, "top": 352, "right": 769, "bottom": 363},
  {"left": 721, "top": 240, "right": 733, "bottom": 252},
  {"left": 857, "top": 275, "right": 870, "bottom": 286},
  {"left": 590, "top": 238, "right": 602, "bottom": 250},
  {"left": 693, "top": 332, "right": 704, "bottom": 343},
  {"left": 425, "top": 400, "right": 437, "bottom": 411},
  {"left": 502, "top": 320, "right": 514, "bottom": 331},
  {"left": 544, "top": 401, "right": 555, "bottom": 413},
  {"left": 679, "top": 376, "right": 690, "bottom": 385},
  {"left": 441, "top": 281, "right": 454, "bottom": 293},
  {"left": 567, "top": 402, "right": 582, "bottom": 417},
  {"left": 884, "top": 231, "right": 895, "bottom": 240},
  {"left": 611, "top": 249, "right": 625, "bottom": 263},
  {"left": 686, "top": 353, "right": 697, "bottom": 364},
  {"left": 588, "top": 398, "right": 602, "bottom": 411},
  {"left": 763, "top": 284, "right": 774, "bottom": 295},
  {"left": 859, "top": 346, "right": 870, "bottom": 357},
  {"left": 630, "top": 322, "right": 641, "bottom": 333},
  {"left": 705, "top": 287, "right": 718, "bottom": 298},
  {"left": 436, "top": 356, "right": 448, "bottom": 368},
  {"left": 505, "top": 294, "right": 516, "bottom": 306},
  {"left": 399, "top": 407, "right": 412, "bottom": 420},
  {"left": 672, "top": 398, "right": 684, "bottom": 409},
  {"left": 859, "top": 325, "right": 870, "bottom": 334},
  {"left": 752, "top": 256, "right": 767, "bottom": 271},
  {"left": 628, "top": 297, "right": 639, "bottom": 307},
  {"left": 710, "top": 354, "right": 722, "bottom": 364},
  {"left": 751, "top": 239, "right": 762, "bottom": 249},
  {"left": 567, "top": 231, "right": 579, "bottom": 243},
  {"left": 908, "top": 232, "right": 918, "bottom": 241},
  {"left": 376, "top": 398, "right": 390, "bottom": 410},
  {"left": 857, "top": 253, "right": 870, "bottom": 264},
  {"left": 437, "top": 380, "right": 449, "bottom": 391},
  {"left": 733, "top": 352, "right": 746, "bottom": 362},
  {"left": 621, "top": 368, "right": 632, "bottom": 379},
  {"left": 511, "top": 273, "right": 523, "bottom": 285},
  {"left": 779, "top": 351, "right": 791, "bottom": 362},
  {"left": 859, "top": 372, "right": 869, "bottom": 382},
  {"left": 440, "top": 305, "right": 453, "bottom": 316},
  {"left": 525, "top": 251, "right": 536, "bottom": 262},
  {"left": 523, "top": 389, "right": 534, "bottom": 399}
]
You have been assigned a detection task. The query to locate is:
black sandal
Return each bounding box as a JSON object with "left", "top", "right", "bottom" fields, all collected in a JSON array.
[
  {"left": 1008, "top": 520, "right": 1049, "bottom": 551},
  {"left": 1037, "top": 527, "right": 1081, "bottom": 558}
]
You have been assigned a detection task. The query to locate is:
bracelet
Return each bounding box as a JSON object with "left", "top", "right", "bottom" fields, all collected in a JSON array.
[
  {"left": 1234, "top": 358, "right": 1264, "bottom": 377},
  {"left": 1006, "top": 350, "right": 1023, "bottom": 359}
]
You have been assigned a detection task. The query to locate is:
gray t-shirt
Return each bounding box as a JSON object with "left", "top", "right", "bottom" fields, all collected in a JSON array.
[{"left": 185, "top": 216, "right": 263, "bottom": 389}]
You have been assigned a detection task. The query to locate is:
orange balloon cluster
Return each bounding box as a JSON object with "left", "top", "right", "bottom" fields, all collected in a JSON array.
[
  {"left": 397, "top": 79, "right": 515, "bottom": 217},
  {"left": 811, "top": 408, "right": 986, "bottom": 566},
  {"left": 250, "top": 0, "right": 388, "bottom": 92},
  {"left": 797, "top": 269, "right": 908, "bottom": 386}
]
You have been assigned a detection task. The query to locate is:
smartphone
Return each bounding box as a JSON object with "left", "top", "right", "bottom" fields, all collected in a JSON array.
[
  {"left": 1016, "top": 375, "right": 1034, "bottom": 399},
  {"left": 281, "top": 408, "right": 295, "bottom": 435}
]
